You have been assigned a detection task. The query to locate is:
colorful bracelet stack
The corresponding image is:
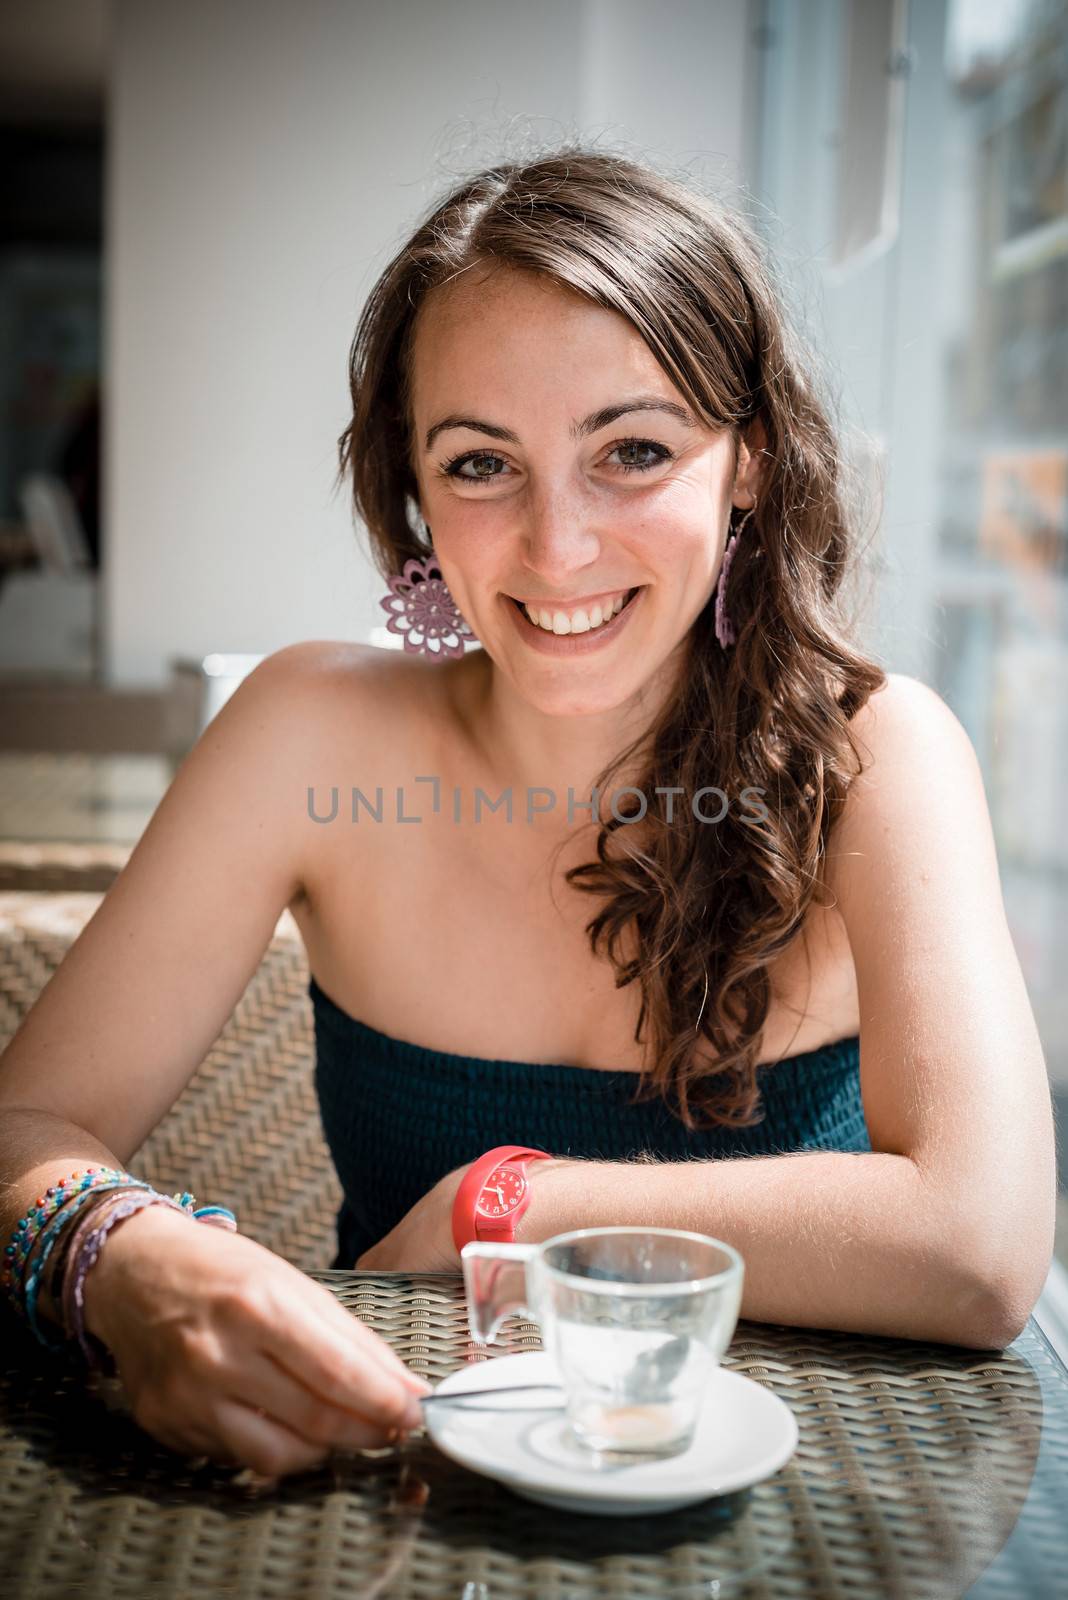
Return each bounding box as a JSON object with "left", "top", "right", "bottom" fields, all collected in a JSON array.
[
  {"left": 1, "top": 1166, "right": 133, "bottom": 1299},
  {"left": 1, "top": 1165, "right": 238, "bottom": 1359}
]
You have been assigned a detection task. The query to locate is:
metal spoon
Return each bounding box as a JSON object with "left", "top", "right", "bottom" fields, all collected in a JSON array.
[
  {"left": 419, "top": 1382, "right": 566, "bottom": 1411},
  {"left": 421, "top": 1336, "right": 693, "bottom": 1412},
  {"left": 626, "top": 1334, "right": 691, "bottom": 1398}
]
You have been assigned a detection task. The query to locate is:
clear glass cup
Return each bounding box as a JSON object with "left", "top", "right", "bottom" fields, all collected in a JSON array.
[{"left": 462, "top": 1226, "right": 745, "bottom": 1458}]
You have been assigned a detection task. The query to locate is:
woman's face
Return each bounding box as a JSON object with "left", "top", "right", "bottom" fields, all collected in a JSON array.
[{"left": 408, "top": 265, "right": 758, "bottom": 717}]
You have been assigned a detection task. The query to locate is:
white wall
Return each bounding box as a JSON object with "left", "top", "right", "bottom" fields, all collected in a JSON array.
[{"left": 104, "top": 0, "right": 758, "bottom": 686}]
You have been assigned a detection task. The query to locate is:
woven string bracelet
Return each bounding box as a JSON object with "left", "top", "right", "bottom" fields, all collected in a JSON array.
[
  {"left": 33, "top": 1186, "right": 133, "bottom": 1345},
  {"left": 40, "top": 1184, "right": 126, "bottom": 1344},
  {"left": 21, "top": 1178, "right": 158, "bottom": 1342},
  {"left": 61, "top": 1186, "right": 239, "bottom": 1364},
  {"left": 1, "top": 1166, "right": 132, "bottom": 1296},
  {"left": 10, "top": 1174, "right": 238, "bottom": 1349}
]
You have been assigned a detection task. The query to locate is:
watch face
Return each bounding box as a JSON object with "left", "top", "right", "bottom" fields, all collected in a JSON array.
[{"left": 475, "top": 1162, "right": 527, "bottom": 1221}]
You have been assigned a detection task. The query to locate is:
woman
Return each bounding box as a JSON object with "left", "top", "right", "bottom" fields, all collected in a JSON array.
[{"left": 0, "top": 148, "right": 1055, "bottom": 1480}]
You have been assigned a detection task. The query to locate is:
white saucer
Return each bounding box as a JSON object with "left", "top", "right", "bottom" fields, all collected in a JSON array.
[{"left": 423, "top": 1350, "right": 798, "bottom": 1516}]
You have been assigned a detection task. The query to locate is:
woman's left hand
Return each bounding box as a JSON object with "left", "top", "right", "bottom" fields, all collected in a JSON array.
[{"left": 354, "top": 1165, "right": 470, "bottom": 1272}]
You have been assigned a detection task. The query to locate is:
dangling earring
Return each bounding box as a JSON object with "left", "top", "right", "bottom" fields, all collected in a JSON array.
[
  {"left": 713, "top": 505, "right": 755, "bottom": 650},
  {"left": 378, "top": 528, "right": 478, "bottom": 660}
]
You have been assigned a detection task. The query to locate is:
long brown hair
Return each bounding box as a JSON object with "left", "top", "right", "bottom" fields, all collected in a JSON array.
[{"left": 337, "top": 147, "right": 887, "bottom": 1130}]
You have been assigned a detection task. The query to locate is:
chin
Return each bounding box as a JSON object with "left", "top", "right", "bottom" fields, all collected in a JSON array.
[{"left": 511, "top": 673, "right": 648, "bottom": 720}]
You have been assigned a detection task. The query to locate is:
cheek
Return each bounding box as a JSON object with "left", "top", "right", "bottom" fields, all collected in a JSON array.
[
  {"left": 424, "top": 521, "right": 496, "bottom": 607},
  {"left": 424, "top": 501, "right": 495, "bottom": 556},
  {"left": 636, "top": 515, "right": 719, "bottom": 582}
]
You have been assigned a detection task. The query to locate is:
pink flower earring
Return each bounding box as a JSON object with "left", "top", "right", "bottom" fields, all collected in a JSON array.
[
  {"left": 713, "top": 505, "right": 755, "bottom": 650},
  {"left": 378, "top": 536, "right": 478, "bottom": 660}
]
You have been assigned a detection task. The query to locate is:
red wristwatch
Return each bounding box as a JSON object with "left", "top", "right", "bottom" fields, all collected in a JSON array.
[{"left": 451, "top": 1145, "right": 554, "bottom": 1252}]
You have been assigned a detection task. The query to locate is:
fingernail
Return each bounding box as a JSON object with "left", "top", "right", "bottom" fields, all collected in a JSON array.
[{"left": 403, "top": 1398, "right": 425, "bottom": 1430}]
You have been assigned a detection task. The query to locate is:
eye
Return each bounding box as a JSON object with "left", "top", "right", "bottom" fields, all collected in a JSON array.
[
  {"left": 439, "top": 449, "right": 508, "bottom": 484},
  {"left": 610, "top": 438, "right": 674, "bottom": 474},
  {"left": 438, "top": 437, "right": 675, "bottom": 486}
]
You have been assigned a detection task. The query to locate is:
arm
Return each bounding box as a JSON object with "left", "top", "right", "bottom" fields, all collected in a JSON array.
[
  {"left": 0, "top": 642, "right": 430, "bottom": 1473},
  {"left": 0, "top": 642, "right": 320, "bottom": 1256},
  {"left": 520, "top": 675, "right": 1058, "bottom": 1351},
  {"left": 520, "top": 1149, "right": 1003, "bottom": 1348}
]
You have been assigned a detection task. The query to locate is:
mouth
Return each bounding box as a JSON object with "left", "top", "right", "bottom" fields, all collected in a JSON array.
[{"left": 505, "top": 586, "right": 643, "bottom": 636}]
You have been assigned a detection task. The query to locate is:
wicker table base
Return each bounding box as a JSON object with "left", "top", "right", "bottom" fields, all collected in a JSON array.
[{"left": 2, "top": 1270, "right": 1067, "bottom": 1599}]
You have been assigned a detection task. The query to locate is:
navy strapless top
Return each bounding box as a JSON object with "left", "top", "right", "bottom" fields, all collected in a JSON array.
[{"left": 308, "top": 975, "right": 870, "bottom": 1268}]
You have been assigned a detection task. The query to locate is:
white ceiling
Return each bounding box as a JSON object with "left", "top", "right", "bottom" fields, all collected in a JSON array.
[{"left": 0, "top": 0, "right": 108, "bottom": 123}]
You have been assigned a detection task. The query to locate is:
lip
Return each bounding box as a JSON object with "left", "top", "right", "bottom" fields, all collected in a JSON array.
[
  {"left": 507, "top": 587, "right": 634, "bottom": 611},
  {"left": 501, "top": 586, "right": 645, "bottom": 654}
]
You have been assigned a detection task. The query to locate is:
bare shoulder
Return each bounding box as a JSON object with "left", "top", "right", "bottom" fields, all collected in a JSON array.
[
  {"left": 253, "top": 638, "right": 382, "bottom": 693},
  {"left": 258, "top": 639, "right": 454, "bottom": 729},
  {"left": 255, "top": 636, "right": 422, "bottom": 736},
  {"left": 845, "top": 670, "right": 975, "bottom": 766},
  {"left": 250, "top": 641, "right": 472, "bottom": 834},
  {"left": 826, "top": 669, "right": 998, "bottom": 913}
]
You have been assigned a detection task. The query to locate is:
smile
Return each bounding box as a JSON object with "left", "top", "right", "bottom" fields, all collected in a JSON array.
[
  {"left": 501, "top": 585, "right": 646, "bottom": 655},
  {"left": 507, "top": 587, "right": 641, "bottom": 635}
]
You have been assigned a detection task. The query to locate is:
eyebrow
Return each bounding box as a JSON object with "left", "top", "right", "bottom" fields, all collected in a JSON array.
[{"left": 423, "top": 395, "right": 699, "bottom": 452}]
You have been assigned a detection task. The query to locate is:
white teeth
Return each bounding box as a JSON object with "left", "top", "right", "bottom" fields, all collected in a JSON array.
[{"left": 522, "top": 592, "right": 629, "bottom": 634}]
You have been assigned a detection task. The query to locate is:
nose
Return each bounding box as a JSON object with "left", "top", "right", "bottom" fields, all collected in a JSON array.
[{"left": 518, "top": 489, "right": 603, "bottom": 587}]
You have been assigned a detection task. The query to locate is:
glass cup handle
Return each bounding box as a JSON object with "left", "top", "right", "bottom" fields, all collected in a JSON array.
[{"left": 461, "top": 1242, "right": 539, "bottom": 1345}]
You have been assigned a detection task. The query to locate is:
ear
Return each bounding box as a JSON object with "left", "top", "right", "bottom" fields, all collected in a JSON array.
[
  {"left": 406, "top": 490, "right": 429, "bottom": 537},
  {"left": 733, "top": 417, "right": 767, "bottom": 508}
]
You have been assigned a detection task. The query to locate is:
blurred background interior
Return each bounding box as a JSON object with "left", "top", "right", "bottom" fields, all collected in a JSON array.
[{"left": 0, "top": 1, "right": 1065, "bottom": 1292}]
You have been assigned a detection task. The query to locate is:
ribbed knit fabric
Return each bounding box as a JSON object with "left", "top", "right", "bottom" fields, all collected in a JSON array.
[{"left": 309, "top": 975, "right": 871, "bottom": 1269}]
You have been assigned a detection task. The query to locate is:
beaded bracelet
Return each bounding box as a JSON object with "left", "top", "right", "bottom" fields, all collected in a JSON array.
[
  {"left": 58, "top": 1188, "right": 166, "bottom": 1363},
  {"left": 4, "top": 1167, "right": 239, "bottom": 1351},
  {"left": 38, "top": 1186, "right": 127, "bottom": 1341},
  {"left": 28, "top": 1178, "right": 239, "bottom": 1350},
  {"left": 8, "top": 1173, "right": 150, "bottom": 1312},
  {"left": 36, "top": 1183, "right": 169, "bottom": 1348},
  {"left": 1, "top": 1166, "right": 132, "bottom": 1296},
  {"left": 6, "top": 1172, "right": 220, "bottom": 1307},
  {"left": 22, "top": 1177, "right": 158, "bottom": 1342}
]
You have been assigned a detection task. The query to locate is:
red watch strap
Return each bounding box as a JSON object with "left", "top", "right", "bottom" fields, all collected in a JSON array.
[{"left": 451, "top": 1145, "right": 552, "bottom": 1253}]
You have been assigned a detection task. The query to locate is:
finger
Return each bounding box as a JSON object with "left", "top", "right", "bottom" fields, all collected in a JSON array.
[
  {"left": 141, "top": 1415, "right": 218, "bottom": 1463},
  {"left": 230, "top": 1352, "right": 409, "bottom": 1453},
  {"left": 260, "top": 1304, "right": 427, "bottom": 1431},
  {"left": 211, "top": 1395, "right": 330, "bottom": 1479}
]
